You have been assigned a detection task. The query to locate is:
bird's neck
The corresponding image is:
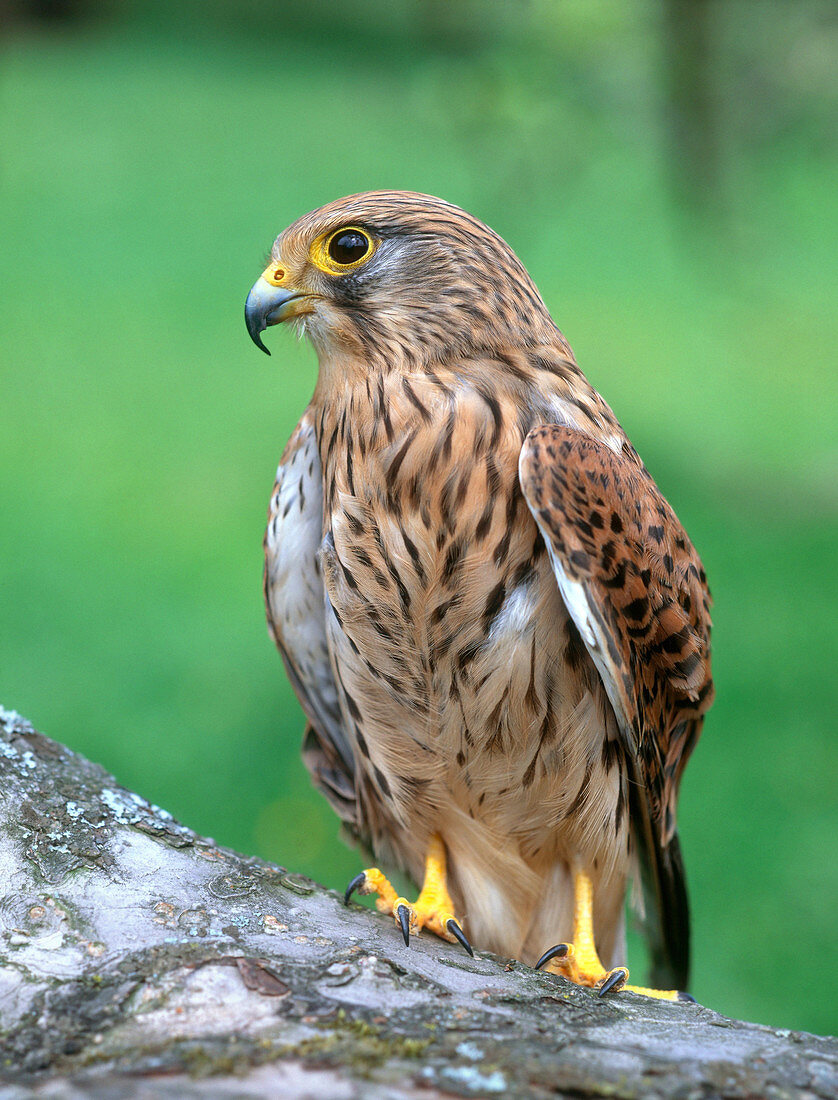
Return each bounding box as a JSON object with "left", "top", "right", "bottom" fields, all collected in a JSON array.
[{"left": 309, "top": 339, "right": 629, "bottom": 528}]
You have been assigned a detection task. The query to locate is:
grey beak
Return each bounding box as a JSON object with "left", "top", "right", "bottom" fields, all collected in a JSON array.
[{"left": 244, "top": 279, "right": 299, "bottom": 355}]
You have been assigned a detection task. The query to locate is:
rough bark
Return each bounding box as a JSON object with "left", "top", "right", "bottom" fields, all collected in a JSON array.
[{"left": 0, "top": 706, "right": 834, "bottom": 1099}]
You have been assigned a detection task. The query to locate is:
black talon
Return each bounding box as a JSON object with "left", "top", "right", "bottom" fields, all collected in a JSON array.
[
  {"left": 598, "top": 967, "right": 628, "bottom": 997},
  {"left": 677, "top": 991, "right": 697, "bottom": 1003},
  {"left": 397, "top": 903, "right": 411, "bottom": 946},
  {"left": 446, "top": 918, "right": 474, "bottom": 957},
  {"left": 344, "top": 872, "right": 367, "bottom": 906},
  {"left": 534, "top": 943, "right": 569, "bottom": 971}
]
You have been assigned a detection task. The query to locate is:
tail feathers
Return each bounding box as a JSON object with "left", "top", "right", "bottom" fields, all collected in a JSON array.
[
  {"left": 665, "top": 838, "right": 691, "bottom": 990},
  {"left": 643, "top": 828, "right": 691, "bottom": 991},
  {"left": 629, "top": 782, "right": 691, "bottom": 991}
]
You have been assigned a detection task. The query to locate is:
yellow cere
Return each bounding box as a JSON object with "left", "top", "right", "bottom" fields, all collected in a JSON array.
[{"left": 261, "top": 264, "right": 288, "bottom": 288}]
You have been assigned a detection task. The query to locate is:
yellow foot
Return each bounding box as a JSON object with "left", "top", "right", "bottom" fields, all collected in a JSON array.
[
  {"left": 344, "top": 835, "right": 473, "bottom": 957},
  {"left": 534, "top": 870, "right": 689, "bottom": 1002}
]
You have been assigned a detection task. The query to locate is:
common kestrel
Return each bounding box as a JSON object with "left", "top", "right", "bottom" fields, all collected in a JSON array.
[{"left": 246, "top": 192, "right": 713, "bottom": 998}]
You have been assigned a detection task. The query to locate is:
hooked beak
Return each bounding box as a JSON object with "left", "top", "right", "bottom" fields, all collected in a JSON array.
[{"left": 244, "top": 267, "right": 307, "bottom": 355}]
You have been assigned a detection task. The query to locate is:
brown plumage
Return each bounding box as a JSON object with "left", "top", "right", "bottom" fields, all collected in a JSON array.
[{"left": 246, "top": 191, "right": 713, "bottom": 990}]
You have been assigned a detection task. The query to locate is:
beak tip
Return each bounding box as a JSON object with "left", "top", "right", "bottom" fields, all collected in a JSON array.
[
  {"left": 246, "top": 324, "right": 271, "bottom": 355},
  {"left": 245, "top": 301, "right": 271, "bottom": 355},
  {"left": 245, "top": 279, "right": 297, "bottom": 355}
]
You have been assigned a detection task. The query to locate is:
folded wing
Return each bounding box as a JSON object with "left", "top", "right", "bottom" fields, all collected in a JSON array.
[
  {"left": 519, "top": 424, "right": 714, "bottom": 988},
  {"left": 264, "top": 415, "right": 359, "bottom": 831}
]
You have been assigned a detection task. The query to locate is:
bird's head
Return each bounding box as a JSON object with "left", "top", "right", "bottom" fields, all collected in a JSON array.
[{"left": 245, "top": 191, "right": 554, "bottom": 369}]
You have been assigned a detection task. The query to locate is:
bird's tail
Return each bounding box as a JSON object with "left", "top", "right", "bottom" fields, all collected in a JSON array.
[{"left": 630, "top": 778, "right": 691, "bottom": 991}]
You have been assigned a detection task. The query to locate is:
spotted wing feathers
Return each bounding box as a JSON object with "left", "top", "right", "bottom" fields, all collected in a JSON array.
[{"left": 519, "top": 424, "right": 713, "bottom": 987}]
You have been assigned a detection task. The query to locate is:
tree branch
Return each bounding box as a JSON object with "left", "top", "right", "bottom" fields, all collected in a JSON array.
[{"left": 0, "top": 706, "right": 834, "bottom": 1098}]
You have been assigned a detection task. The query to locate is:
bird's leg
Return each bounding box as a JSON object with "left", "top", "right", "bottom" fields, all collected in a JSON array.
[
  {"left": 535, "top": 869, "right": 682, "bottom": 1000},
  {"left": 535, "top": 869, "right": 630, "bottom": 993},
  {"left": 344, "top": 835, "right": 473, "bottom": 956}
]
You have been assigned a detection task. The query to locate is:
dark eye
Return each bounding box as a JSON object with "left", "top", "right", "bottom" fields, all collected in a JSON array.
[{"left": 328, "top": 229, "right": 371, "bottom": 265}]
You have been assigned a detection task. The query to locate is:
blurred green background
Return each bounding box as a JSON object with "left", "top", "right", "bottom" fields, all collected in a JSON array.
[{"left": 2, "top": 0, "right": 836, "bottom": 1036}]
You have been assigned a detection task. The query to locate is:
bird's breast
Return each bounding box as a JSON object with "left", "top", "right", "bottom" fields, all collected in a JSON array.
[
  {"left": 314, "top": 373, "right": 572, "bottom": 752},
  {"left": 321, "top": 384, "right": 527, "bottom": 660},
  {"left": 310, "top": 371, "right": 624, "bottom": 886}
]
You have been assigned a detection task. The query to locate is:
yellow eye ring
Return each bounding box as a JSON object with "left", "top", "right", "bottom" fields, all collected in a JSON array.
[{"left": 311, "top": 226, "right": 376, "bottom": 274}]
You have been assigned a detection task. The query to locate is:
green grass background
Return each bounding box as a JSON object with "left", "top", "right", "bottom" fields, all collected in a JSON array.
[{"left": 2, "top": 2, "right": 836, "bottom": 1036}]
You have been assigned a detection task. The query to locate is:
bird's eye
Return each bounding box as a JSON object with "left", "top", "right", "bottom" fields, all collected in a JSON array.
[{"left": 327, "top": 229, "right": 372, "bottom": 266}]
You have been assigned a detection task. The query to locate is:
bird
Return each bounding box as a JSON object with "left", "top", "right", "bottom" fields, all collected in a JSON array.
[{"left": 245, "top": 191, "right": 713, "bottom": 999}]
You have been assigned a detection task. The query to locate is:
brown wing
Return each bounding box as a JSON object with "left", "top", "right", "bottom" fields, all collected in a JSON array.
[
  {"left": 263, "top": 415, "right": 361, "bottom": 834},
  {"left": 519, "top": 424, "right": 713, "bottom": 988}
]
